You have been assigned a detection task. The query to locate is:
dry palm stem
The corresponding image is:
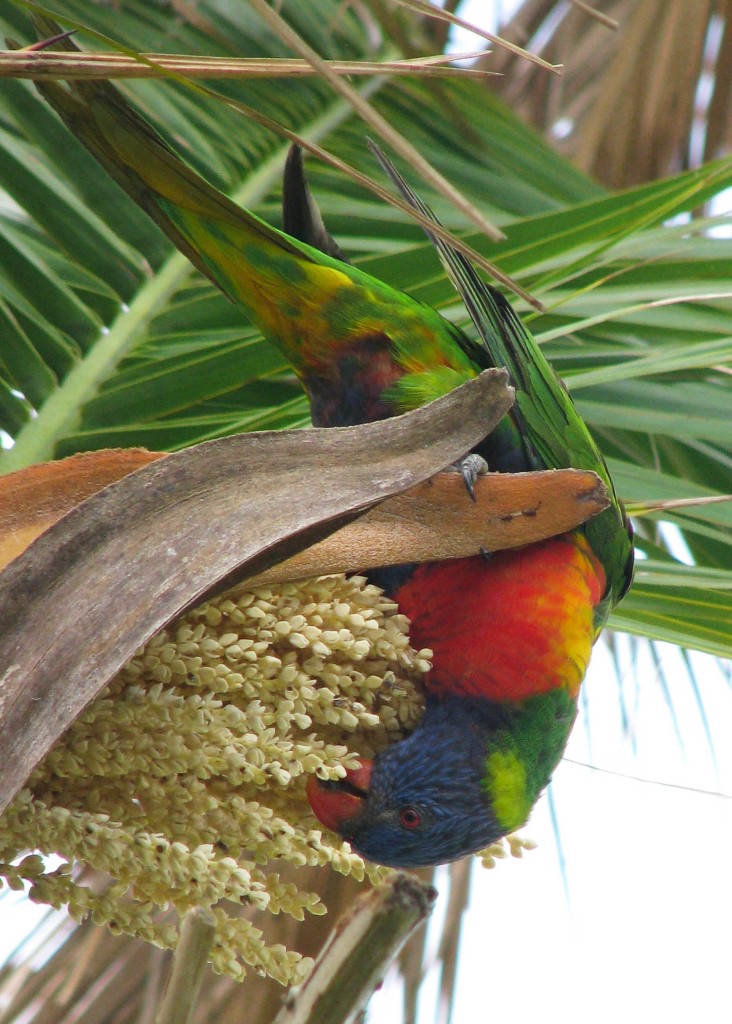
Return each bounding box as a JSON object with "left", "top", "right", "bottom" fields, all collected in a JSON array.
[
  {"left": 273, "top": 874, "right": 437, "bottom": 1024},
  {"left": 0, "top": 51, "right": 496, "bottom": 80},
  {"left": 156, "top": 909, "right": 217, "bottom": 1024}
]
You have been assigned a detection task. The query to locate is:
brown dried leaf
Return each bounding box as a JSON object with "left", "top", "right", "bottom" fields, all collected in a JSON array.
[
  {"left": 0, "top": 452, "right": 609, "bottom": 582},
  {"left": 487, "top": 0, "right": 729, "bottom": 187},
  {"left": 0, "top": 371, "right": 511, "bottom": 813}
]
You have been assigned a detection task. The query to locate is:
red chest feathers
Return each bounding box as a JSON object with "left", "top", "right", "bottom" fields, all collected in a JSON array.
[{"left": 394, "top": 534, "right": 606, "bottom": 703}]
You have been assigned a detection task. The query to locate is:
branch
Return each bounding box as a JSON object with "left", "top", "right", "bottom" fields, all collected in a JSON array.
[
  {"left": 273, "top": 874, "right": 436, "bottom": 1024},
  {"left": 155, "top": 910, "right": 216, "bottom": 1024},
  {"left": 0, "top": 49, "right": 496, "bottom": 80},
  {"left": 0, "top": 451, "right": 609, "bottom": 581}
]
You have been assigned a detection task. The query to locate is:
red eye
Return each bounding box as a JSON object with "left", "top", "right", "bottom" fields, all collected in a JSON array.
[{"left": 399, "top": 807, "right": 421, "bottom": 830}]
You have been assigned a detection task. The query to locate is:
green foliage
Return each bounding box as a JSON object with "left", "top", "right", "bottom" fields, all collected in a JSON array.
[{"left": 0, "top": 0, "right": 730, "bottom": 658}]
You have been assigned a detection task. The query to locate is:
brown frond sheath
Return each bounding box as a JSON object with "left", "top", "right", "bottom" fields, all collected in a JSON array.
[
  {"left": 0, "top": 450, "right": 608, "bottom": 579},
  {"left": 0, "top": 372, "right": 523, "bottom": 814}
]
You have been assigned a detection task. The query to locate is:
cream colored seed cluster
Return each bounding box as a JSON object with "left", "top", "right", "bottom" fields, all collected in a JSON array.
[
  {"left": 479, "top": 833, "right": 538, "bottom": 869},
  {"left": 0, "top": 574, "right": 429, "bottom": 985}
]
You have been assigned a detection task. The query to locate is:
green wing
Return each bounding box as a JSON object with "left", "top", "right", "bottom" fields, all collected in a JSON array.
[{"left": 369, "top": 143, "right": 634, "bottom": 615}]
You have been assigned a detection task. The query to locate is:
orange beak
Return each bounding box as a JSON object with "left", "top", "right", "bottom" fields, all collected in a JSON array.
[{"left": 306, "top": 760, "right": 373, "bottom": 834}]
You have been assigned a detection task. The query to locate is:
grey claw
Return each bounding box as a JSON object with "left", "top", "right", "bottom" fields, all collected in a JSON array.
[{"left": 459, "top": 453, "right": 489, "bottom": 502}]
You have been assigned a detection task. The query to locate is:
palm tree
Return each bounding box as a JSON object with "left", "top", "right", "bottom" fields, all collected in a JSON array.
[{"left": 0, "top": 2, "right": 730, "bottom": 1022}]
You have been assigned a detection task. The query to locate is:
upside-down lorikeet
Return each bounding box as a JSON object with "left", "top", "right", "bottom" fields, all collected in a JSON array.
[{"left": 37, "top": 63, "right": 633, "bottom": 868}]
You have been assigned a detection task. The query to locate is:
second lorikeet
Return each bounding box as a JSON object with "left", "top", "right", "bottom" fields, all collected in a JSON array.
[{"left": 36, "top": 64, "right": 633, "bottom": 868}]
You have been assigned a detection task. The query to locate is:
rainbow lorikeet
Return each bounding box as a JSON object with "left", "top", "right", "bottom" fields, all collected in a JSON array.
[{"left": 37, "top": 69, "right": 633, "bottom": 869}]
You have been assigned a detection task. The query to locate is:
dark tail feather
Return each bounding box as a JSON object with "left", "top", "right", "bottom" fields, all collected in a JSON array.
[{"left": 282, "top": 146, "right": 350, "bottom": 263}]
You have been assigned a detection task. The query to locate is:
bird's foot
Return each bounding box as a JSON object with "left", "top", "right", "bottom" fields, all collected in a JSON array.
[{"left": 450, "top": 453, "right": 489, "bottom": 502}]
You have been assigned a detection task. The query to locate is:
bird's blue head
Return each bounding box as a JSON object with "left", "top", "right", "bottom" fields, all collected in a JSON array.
[{"left": 307, "top": 696, "right": 509, "bottom": 868}]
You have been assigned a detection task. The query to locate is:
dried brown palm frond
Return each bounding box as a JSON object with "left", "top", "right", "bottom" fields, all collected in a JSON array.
[{"left": 486, "top": 0, "right": 732, "bottom": 186}]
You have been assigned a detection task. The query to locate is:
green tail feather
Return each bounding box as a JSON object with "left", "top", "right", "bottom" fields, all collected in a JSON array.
[{"left": 368, "top": 143, "right": 634, "bottom": 615}]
